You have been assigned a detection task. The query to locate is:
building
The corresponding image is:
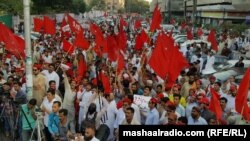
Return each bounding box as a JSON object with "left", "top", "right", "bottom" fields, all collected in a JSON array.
[
  {"left": 185, "top": 0, "right": 250, "bottom": 25},
  {"left": 150, "top": 0, "right": 184, "bottom": 22}
]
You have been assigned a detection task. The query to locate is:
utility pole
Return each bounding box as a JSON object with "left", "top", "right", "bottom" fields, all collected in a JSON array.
[
  {"left": 168, "top": 0, "right": 171, "bottom": 23},
  {"left": 184, "top": 0, "right": 187, "bottom": 21},
  {"left": 23, "top": 0, "right": 33, "bottom": 99},
  {"left": 192, "top": 0, "right": 197, "bottom": 24}
]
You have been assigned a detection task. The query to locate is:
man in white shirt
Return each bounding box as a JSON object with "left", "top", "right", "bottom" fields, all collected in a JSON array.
[
  {"left": 40, "top": 89, "right": 57, "bottom": 141},
  {"left": 42, "top": 50, "right": 53, "bottom": 64},
  {"left": 41, "top": 63, "right": 60, "bottom": 90}
]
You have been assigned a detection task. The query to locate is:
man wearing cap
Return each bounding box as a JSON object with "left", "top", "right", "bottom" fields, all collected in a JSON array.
[
  {"left": 188, "top": 106, "right": 207, "bottom": 125},
  {"left": 33, "top": 64, "right": 47, "bottom": 106},
  {"left": 143, "top": 98, "right": 159, "bottom": 125},
  {"left": 199, "top": 97, "right": 215, "bottom": 122}
]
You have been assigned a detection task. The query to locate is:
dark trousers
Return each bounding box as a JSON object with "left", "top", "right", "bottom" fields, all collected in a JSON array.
[{"left": 44, "top": 126, "right": 53, "bottom": 141}]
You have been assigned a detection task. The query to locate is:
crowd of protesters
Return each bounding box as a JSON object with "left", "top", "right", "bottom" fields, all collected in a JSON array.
[{"left": 1, "top": 11, "right": 250, "bottom": 141}]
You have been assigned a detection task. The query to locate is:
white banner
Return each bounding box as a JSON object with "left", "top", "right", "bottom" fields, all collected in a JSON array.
[{"left": 133, "top": 95, "right": 150, "bottom": 111}]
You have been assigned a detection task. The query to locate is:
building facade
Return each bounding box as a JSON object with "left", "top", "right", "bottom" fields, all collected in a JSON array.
[
  {"left": 185, "top": 0, "right": 250, "bottom": 25},
  {"left": 150, "top": 0, "right": 184, "bottom": 22}
]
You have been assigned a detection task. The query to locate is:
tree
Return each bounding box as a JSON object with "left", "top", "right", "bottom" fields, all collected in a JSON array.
[
  {"left": 125, "top": 0, "right": 149, "bottom": 14},
  {"left": 31, "top": 0, "right": 86, "bottom": 14},
  {"left": 72, "top": 0, "right": 86, "bottom": 14},
  {"left": 0, "top": 0, "right": 23, "bottom": 15},
  {"left": 87, "top": 0, "right": 106, "bottom": 11}
]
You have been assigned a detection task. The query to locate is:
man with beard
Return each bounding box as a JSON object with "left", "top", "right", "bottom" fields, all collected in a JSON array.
[
  {"left": 57, "top": 109, "right": 76, "bottom": 141},
  {"left": 41, "top": 63, "right": 60, "bottom": 90},
  {"left": 188, "top": 106, "right": 207, "bottom": 125},
  {"left": 83, "top": 123, "right": 100, "bottom": 141},
  {"left": 180, "top": 74, "right": 195, "bottom": 98},
  {"left": 33, "top": 64, "right": 46, "bottom": 106}
]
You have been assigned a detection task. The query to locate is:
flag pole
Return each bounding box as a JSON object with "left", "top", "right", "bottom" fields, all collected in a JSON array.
[
  {"left": 23, "top": 0, "right": 33, "bottom": 100},
  {"left": 55, "top": 42, "right": 74, "bottom": 72}
]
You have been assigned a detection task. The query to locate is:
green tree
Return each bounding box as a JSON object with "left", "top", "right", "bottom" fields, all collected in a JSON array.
[
  {"left": 71, "top": 0, "right": 86, "bottom": 14},
  {"left": 0, "top": 0, "right": 23, "bottom": 15},
  {"left": 31, "top": 0, "right": 86, "bottom": 14},
  {"left": 125, "top": 0, "right": 149, "bottom": 14},
  {"left": 87, "top": 0, "right": 106, "bottom": 11}
]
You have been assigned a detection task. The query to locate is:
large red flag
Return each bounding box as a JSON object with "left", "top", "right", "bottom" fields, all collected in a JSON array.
[
  {"left": 90, "top": 23, "right": 105, "bottom": 48},
  {"left": 209, "top": 88, "right": 223, "bottom": 121},
  {"left": 14, "top": 35, "right": 25, "bottom": 58},
  {"left": 0, "top": 23, "right": 25, "bottom": 59},
  {"left": 166, "top": 36, "right": 189, "bottom": 87},
  {"left": 44, "top": 16, "right": 56, "bottom": 35},
  {"left": 60, "top": 17, "right": 71, "bottom": 39},
  {"left": 117, "top": 28, "right": 127, "bottom": 51},
  {"left": 33, "top": 18, "right": 44, "bottom": 32},
  {"left": 74, "top": 32, "right": 89, "bottom": 50},
  {"left": 100, "top": 71, "right": 112, "bottom": 94},
  {"left": 62, "top": 39, "right": 74, "bottom": 54},
  {"left": 148, "top": 33, "right": 169, "bottom": 79},
  {"left": 235, "top": 67, "right": 250, "bottom": 121},
  {"left": 150, "top": 5, "right": 162, "bottom": 32},
  {"left": 67, "top": 14, "right": 83, "bottom": 34},
  {"left": 107, "top": 35, "right": 118, "bottom": 62},
  {"left": 207, "top": 30, "right": 218, "bottom": 51},
  {"left": 76, "top": 54, "right": 87, "bottom": 84},
  {"left": 135, "top": 30, "right": 150, "bottom": 50},
  {"left": 117, "top": 52, "right": 125, "bottom": 74}
]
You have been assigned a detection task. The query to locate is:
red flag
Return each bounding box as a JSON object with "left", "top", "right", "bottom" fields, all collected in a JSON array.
[
  {"left": 209, "top": 88, "right": 223, "bottom": 121},
  {"left": 148, "top": 33, "right": 170, "bottom": 79},
  {"left": 117, "top": 52, "right": 125, "bottom": 74},
  {"left": 74, "top": 32, "right": 89, "bottom": 50},
  {"left": 150, "top": 5, "right": 162, "bottom": 32},
  {"left": 60, "top": 17, "right": 70, "bottom": 39},
  {"left": 14, "top": 35, "right": 25, "bottom": 58},
  {"left": 107, "top": 35, "right": 118, "bottom": 62},
  {"left": 134, "top": 20, "right": 141, "bottom": 30},
  {"left": 207, "top": 30, "right": 218, "bottom": 52},
  {"left": 117, "top": 28, "right": 127, "bottom": 51},
  {"left": 76, "top": 54, "right": 87, "bottom": 84},
  {"left": 90, "top": 23, "right": 105, "bottom": 48},
  {"left": 33, "top": 18, "right": 44, "bottom": 32},
  {"left": 120, "top": 17, "right": 128, "bottom": 29},
  {"left": 100, "top": 71, "right": 112, "bottom": 94},
  {"left": 135, "top": 30, "right": 150, "bottom": 50},
  {"left": 44, "top": 16, "right": 56, "bottom": 35},
  {"left": 67, "top": 14, "right": 83, "bottom": 34},
  {"left": 235, "top": 67, "right": 250, "bottom": 121},
  {"left": 186, "top": 28, "right": 193, "bottom": 40},
  {"left": 197, "top": 27, "right": 203, "bottom": 37},
  {"left": 62, "top": 39, "right": 74, "bottom": 54},
  {"left": 167, "top": 39, "right": 189, "bottom": 87},
  {"left": 0, "top": 23, "right": 25, "bottom": 59}
]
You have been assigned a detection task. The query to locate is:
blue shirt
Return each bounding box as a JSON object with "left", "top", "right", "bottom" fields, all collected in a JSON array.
[
  {"left": 21, "top": 104, "right": 36, "bottom": 130},
  {"left": 48, "top": 112, "right": 60, "bottom": 135},
  {"left": 145, "top": 108, "right": 159, "bottom": 125}
]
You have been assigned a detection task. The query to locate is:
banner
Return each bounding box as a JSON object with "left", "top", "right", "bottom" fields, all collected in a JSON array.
[{"left": 133, "top": 95, "right": 150, "bottom": 111}]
